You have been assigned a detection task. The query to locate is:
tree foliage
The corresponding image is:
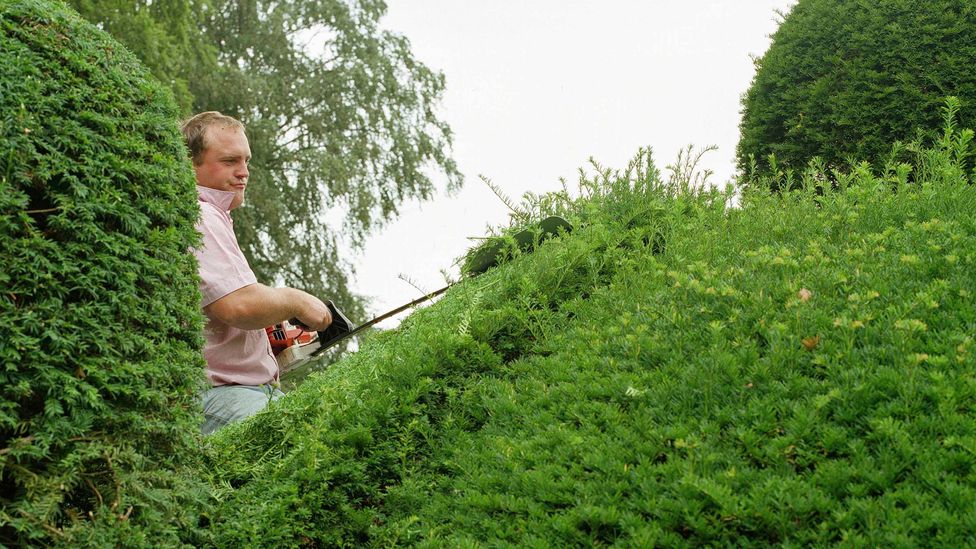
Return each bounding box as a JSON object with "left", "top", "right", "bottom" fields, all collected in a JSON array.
[
  {"left": 0, "top": 0, "right": 209, "bottom": 544},
  {"left": 737, "top": 0, "right": 976, "bottom": 182},
  {"left": 199, "top": 0, "right": 461, "bottom": 317},
  {"left": 67, "top": 0, "right": 215, "bottom": 112},
  {"left": 67, "top": 0, "right": 462, "bottom": 320}
]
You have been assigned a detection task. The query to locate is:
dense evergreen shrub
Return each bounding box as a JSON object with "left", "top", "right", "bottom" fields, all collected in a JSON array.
[
  {"left": 737, "top": 0, "right": 976, "bottom": 183},
  {"left": 0, "top": 1, "right": 208, "bottom": 545},
  {"left": 205, "top": 115, "right": 976, "bottom": 545}
]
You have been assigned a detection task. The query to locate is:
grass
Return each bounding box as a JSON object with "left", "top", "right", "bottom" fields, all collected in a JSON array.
[{"left": 203, "top": 119, "right": 976, "bottom": 546}]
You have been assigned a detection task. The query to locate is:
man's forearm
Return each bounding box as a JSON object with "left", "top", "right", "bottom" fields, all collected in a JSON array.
[{"left": 204, "top": 284, "right": 310, "bottom": 330}]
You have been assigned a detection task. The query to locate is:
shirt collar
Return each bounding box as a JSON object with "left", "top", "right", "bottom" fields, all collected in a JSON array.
[{"left": 196, "top": 185, "right": 239, "bottom": 212}]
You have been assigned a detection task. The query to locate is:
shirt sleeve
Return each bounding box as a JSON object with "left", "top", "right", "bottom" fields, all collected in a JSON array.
[{"left": 193, "top": 203, "right": 258, "bottom": 308}]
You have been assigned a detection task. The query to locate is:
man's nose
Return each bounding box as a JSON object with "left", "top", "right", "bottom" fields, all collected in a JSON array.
[{"left": 236, "top": 163, "right": 249, "bottom": 179}]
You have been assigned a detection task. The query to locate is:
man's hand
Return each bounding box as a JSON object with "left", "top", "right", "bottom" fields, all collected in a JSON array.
[{"left": 292, "top": 293, "right": 332, "bottom": 331}]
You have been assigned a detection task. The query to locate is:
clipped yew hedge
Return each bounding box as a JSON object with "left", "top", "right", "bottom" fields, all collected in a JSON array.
[
  {"left": 205, "top": 118, "right": 976, "bottom": 546},
  {"left": 738, "top": 0, "right": 976, "bottom": 181},
  {"left": 0, "top": 1, "right": 208, "bottom": 545}
]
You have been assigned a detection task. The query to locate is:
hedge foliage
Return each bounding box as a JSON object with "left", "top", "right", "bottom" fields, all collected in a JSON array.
[
  {"left": 0, "top": 1, "right": 208, "bottom": 545},
  {"left": 205, "top": 110, "right": 976, "bottom": 545},
  {"left": 6, "top": 1, "right": 976, "bottom": 545},
  {"left": 737, "top": 0, "right": 976, "bottom": 182}
]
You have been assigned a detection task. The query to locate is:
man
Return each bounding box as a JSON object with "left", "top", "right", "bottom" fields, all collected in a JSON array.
[{"left": 181, "top": 111, "right": 332, "bottom": 435}]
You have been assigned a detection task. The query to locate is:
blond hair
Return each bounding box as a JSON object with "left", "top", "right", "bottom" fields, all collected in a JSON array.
[{"left": 180, "top": 111, "right": 245, "bottom": 165}]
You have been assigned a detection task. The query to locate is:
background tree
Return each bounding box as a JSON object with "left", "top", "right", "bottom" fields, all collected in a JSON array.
[
  {"left": 67, "top": 0, "right": 215, "bottom": 112},
  {"left": 67, "top": 0, "right": 462, "bottom": 322},
  {"left": 737, "top": 0, "right": 976, "bottom": 183},
  {"left": 198, "top": 0, "right": 461, "bottom": 320}
]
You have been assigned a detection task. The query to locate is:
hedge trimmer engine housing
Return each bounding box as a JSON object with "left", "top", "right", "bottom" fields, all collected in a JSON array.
[
  {"left": 265, "top": 320, "right": 317, "bottom": 355},
  {"left": 265, "top": 300, "right": 355, "bottom": 375}
]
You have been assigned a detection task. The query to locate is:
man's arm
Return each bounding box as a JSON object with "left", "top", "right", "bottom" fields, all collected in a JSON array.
[{"left": 205, "top": 283, "right": 332, "bottom": 331}]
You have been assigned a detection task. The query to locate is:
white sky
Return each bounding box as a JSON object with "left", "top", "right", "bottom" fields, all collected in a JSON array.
[{"left": 349, "top": 1, "right": 794, "bottom": 327}]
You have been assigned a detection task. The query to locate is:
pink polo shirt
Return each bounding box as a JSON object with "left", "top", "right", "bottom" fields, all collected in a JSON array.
[{"left": 193, "top": 186, "right": 278, "bottom": 387}]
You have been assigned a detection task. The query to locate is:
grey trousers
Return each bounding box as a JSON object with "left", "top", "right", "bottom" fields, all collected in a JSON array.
[{"left": 201, "top": 384, "right": 284, "bottom": 435}]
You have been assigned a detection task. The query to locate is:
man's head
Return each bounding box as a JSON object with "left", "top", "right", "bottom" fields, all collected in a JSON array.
[{"left": 181, "top": 112, "right": 251, "bottom": 210}]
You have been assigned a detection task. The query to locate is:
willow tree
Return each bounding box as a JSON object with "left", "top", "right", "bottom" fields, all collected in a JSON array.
[
  {"left": 69, "top": 0, "right": 462, "bottom": 319},
  {"left": 194, "top": 1, "right": 460, "bottom": 320}
]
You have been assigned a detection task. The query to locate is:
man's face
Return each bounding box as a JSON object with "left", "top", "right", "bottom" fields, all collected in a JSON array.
[{"left": 193, "top": 125, "right": 251, "bottom": 210}]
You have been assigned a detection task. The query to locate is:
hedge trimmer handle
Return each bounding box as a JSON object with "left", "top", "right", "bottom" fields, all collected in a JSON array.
[
  {"left": 316, "top": 301, "right": 355, "bottom": 346},
  {"left": 289, "top": 300, "right": 355, "bottom": 343}
]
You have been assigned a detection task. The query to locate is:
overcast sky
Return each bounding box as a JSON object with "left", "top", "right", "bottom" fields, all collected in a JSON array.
[{"left": 349, "top": 1, "right": 794, "bottom": 326}]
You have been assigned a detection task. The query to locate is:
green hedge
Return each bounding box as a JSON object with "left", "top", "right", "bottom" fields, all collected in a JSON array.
[
  {"left": 0, "top": 1, "right": 208, "bottom": 545},
  {"left": 737, "top": 0, "right": 976, "bottom": 182},
  {"left": 6, "top": 1, "right": 975, "bottom": 545},
  {"left": 205, "top": 123, "right": 976, "bottom": 545}
]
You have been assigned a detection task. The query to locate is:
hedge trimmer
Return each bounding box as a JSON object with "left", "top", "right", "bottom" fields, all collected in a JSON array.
[
  {"left": 266, "top": 216, "right": 572, "bottom": 375},
  {"left": 267, "top": 290, "right": 451, "bottom": 375}
]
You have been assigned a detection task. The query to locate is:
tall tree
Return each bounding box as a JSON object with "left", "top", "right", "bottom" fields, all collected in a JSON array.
[
  {"left": 194, "top": 0, "right": 461, "bottom": 319},
  {"left": 67, "top": 0, "right": 462, "bottom": 320},
  {"left": 67, "top": 0, "right": 215, "bottom": 112}
]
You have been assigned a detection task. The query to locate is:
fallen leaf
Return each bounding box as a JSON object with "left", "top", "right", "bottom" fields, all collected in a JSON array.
[
  {"left": 798, "top": 288, "right": 812, "bottom": 302},
  {"left": 802, "top": 335, "right": 820, "bottom": 351}
]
